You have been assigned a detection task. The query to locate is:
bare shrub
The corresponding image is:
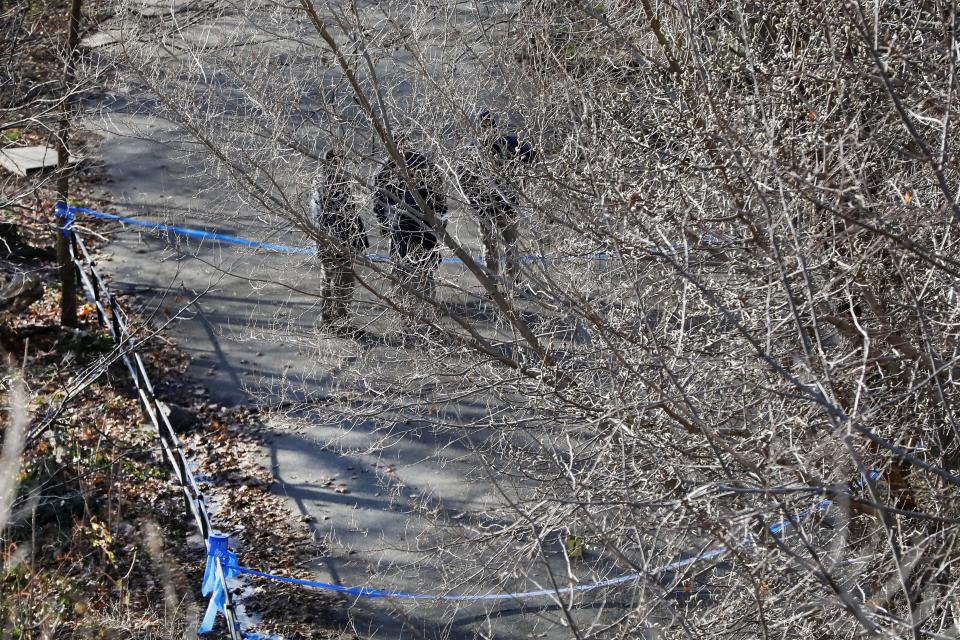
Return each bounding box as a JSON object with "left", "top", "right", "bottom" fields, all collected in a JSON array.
[{"left": 101, "top": 0, "right": 960, "bottom": 636}]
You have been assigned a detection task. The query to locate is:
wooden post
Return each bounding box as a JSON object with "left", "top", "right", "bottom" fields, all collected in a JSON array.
[{"left": 55, "top": 0, "right": 83, "bottom": 328}]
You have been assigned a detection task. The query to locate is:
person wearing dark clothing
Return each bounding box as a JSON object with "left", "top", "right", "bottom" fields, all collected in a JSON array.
[
  {"left": 373, "top": 140, "right": 448, "bottom": 299},
  {"left": 311, "top": 150, "right": 368, "bottom": 323},
  {"left": 458, "top": 111, "right": 535, "bottom": 284}
]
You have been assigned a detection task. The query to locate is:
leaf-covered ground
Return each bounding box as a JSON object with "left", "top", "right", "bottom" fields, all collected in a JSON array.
[
  {"left": 3, "top": 219, "right": 348, "bottom": 639},
  {"left": 2, "top": 2, "right": 346, "bottom": 633}
]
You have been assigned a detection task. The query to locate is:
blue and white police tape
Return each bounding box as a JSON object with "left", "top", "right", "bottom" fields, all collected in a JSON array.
[
  {"left": 54, "top": 203, "right": 619, "bottom": 265},
  {"left": 200, "top": 534, "right": 240, "bottom": 634},
  {"left": 198, "top": 471, "right": 881, "bottom": 634},
  {"left": 55, "top": 202, "right": 317, "bottom": 255}
]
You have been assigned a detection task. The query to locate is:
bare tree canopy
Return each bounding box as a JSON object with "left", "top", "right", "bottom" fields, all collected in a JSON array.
[{"left": 88, "top": 0, "right": 960, "bottom": 636}]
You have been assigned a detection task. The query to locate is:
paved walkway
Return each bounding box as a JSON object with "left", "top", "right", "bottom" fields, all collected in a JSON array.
[
  {"left": 88, "top": 118, "right": 619, "bottom": 639},
  {"left": 83, "top": 3, "right": 628, "bottom": 637}
]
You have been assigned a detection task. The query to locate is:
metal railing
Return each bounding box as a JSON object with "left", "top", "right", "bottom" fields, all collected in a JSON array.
[{"left": 66, "top": 223, "right": 242, "bottom": 639}]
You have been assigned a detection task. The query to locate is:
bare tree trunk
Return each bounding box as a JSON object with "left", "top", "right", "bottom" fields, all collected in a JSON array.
[{"left": 55, "top": 0, "right": 82, "bottom": 328}]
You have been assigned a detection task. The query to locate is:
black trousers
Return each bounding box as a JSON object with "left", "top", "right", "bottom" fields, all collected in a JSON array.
[{"left": 389, "top": 226, "right": 441, "bottom": 300}]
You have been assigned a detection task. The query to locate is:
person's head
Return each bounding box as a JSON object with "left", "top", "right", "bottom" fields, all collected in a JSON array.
[
  {"left": 477, "top": 109, "right": 497, "bottom": 130},
  {"left": 391, "top": 131, "right": 411, "bottom": 154}
]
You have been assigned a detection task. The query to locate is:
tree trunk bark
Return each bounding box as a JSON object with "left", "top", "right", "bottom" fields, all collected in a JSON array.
[{"left": 56, "top": 0, "right": 83, "bottom": 328}]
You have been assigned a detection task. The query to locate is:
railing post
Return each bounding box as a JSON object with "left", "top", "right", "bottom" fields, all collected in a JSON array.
[
  {"left": 91, "top": 273, "right": 106, "bottom": 326},
  {"left": 57, "top": 205, "right": 79, "bottom": 327},
  {"left": 67, "top": 223, "right": 86, "bottom": 305},
  {"left": 196, "top": 499, "right": 211, "bottom": 540},
  {"left": 69, "top": 225, "right": 78, "bottom": 260},
  {"left": 108, "top": 297, "right": 125, "bottom": 353},
  {"left": 208, "top": 531, "right": 229, "bottom": 560},
  {"left": 205, "top": 532, "right": 241, "bottom": 639}
]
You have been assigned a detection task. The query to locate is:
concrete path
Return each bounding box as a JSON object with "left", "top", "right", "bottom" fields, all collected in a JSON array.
[
  {"left": 82, "top": 3, "right": 630, "bottom": 638},
  {"left": 90, "top": 112, "right": 622, "bottom": 639}
]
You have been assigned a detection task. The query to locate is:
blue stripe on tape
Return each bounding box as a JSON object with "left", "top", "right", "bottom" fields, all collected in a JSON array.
[
  {"left": 232, "top": 564, "right": 643, "bottom": 601},
  {"left": 55, "top": 203, "right": 316, "bottom": 255},
  {"left": 207, "top": 473, "right": 882, "bottom": 609},
  {"left": 766, "top": 469, "right": 880, "bottom": 536},
  {"left": 224, "top": 538, "right": 726, "bottom": 602},
  {"left": 200, "top": 533, "right": 240, "bottom": 634},
  {"left": 54, "top": 203, "right": 619, "bottom": 265}
]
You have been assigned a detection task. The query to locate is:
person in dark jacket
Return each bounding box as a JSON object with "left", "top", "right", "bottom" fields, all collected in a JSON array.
[
  {"left": 373, "top": 135, "right": 448, "bottom": 299},
  {"left": 459, "top": 110, "right": 536, "bottom": 284},
  {"left": 311, "top": 149, "right": 369, "bottom": 323}
]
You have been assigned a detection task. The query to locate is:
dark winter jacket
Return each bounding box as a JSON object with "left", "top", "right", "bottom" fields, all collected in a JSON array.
[
  {"left": 373, "top": 151, "right": 447, "bottom": 253},
  {"left": 458, "top": 134, "right": 535, "bottom": 219},
  {"left": 491, "top": 134, "right": 536, "bottom": 166},
  {"left": 311, "top": 165, "right": 369, "bottom": 253}
]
